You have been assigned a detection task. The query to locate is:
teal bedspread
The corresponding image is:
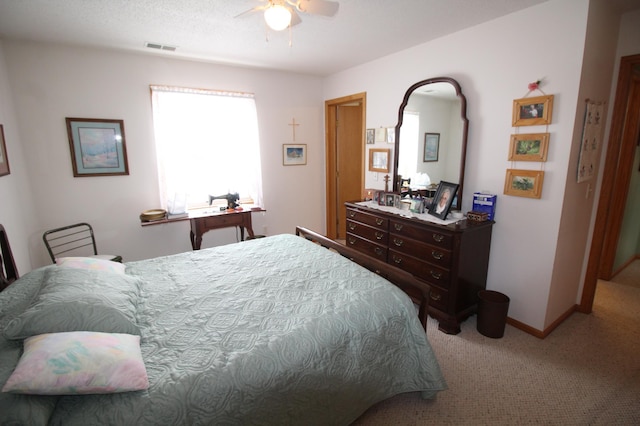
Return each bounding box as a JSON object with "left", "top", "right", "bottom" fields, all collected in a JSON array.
[{"left": 0, "top": 234, "right": 446, "bottom": 425}]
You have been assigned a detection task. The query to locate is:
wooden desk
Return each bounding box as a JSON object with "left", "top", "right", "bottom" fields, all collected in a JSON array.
[
  {"left": 189, "top": 209, "right": 263, "bottom": 250},
  {"left": 141, "top": 208, "right": 265, "bottom": 250}
]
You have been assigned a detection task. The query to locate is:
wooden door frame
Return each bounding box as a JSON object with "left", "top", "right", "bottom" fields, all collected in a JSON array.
[
  {"left": 325, "top": 93, "right": 366, "bottom": 239},
  {"left": 580, "top": 54, "right": 640, "bottom": 313}
]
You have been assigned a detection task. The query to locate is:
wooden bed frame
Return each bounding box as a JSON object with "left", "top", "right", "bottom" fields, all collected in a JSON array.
[
  {"left": 0, "top": 224, "right": 19, "bottom": 292},
  {"left": 296, "top": 226, "right": 430, "bottom": 330}
]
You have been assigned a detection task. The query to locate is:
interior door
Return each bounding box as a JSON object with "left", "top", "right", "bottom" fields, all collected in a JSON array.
[
  {"left": 336, "top": 105, "right": 364, "bottom": 239},
  {"left": 581, "top": 54, "right": 640, "bottom": 313},
  {"left": 325, "top": 93, "right": 366, "bottom": 239}
]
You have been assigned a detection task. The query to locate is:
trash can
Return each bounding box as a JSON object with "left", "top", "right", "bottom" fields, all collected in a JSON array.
[{"left": 477, "top": 290, "right": 510, "bottom": 338}]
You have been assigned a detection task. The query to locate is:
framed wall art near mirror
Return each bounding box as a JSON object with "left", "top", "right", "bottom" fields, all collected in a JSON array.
[
  {"left": 512, "top": 95, "right": 554, "bottom": 126},
  {"left": 504, "top": 169, "right": 544, "bottom": 198},
  {"left": 369, "top": 148, "right": 390, "bottom": 172},
  {"left": 508, "top": 133, "right": 549, "bottom": 162}
]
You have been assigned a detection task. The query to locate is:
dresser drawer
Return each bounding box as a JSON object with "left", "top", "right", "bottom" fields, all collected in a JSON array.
[
  {"left": 427, "top": 284, "right": 449, "bottom": 311},
  {"left": 346, "top": 220, "right": 388, "bottom": 245},
  {"left": 389, "top": 249, "right": 451, "bottom": 288},
  {"left": 388, "top": 234, "right": 452, "bottom": 268},
  {"left": 346, "top": 233, "right": 387, "bottom": 261},
  {"left": 389, "top": 219, "right": 453, "bottom": 249},
  {"left": 346, "top": 208, "right": 388, "bottom": 229},
  {"left": 202, "top": 214, "right": 243, "bottom": 228}
]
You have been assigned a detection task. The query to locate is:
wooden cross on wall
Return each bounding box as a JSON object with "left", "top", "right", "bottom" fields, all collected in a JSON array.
[{"left": 288, "top": 118, "right": 300, "bottom": 141}]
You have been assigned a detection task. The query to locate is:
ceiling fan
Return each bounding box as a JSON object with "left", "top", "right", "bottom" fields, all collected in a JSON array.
[{"left": 236, "top": 0, "right": 340, "bottom": 32}]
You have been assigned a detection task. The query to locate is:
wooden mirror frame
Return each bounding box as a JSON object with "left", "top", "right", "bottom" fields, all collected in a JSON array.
[{"left": 392, "top": 77, "right": 469, "bottom": 211}]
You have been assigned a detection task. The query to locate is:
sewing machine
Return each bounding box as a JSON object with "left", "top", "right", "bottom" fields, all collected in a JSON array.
[{"left": 208, "top": 193, "right": 240, "bottom": 210}]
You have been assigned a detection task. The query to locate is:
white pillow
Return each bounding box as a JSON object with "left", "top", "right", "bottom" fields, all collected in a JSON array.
[{"left": 56, "top": 257, "right": 125, "bottom": 274}]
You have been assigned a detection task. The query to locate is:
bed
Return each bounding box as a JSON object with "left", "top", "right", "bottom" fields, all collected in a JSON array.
[{"left": 0, "top": 225, "right": 446, "bottom": 425}]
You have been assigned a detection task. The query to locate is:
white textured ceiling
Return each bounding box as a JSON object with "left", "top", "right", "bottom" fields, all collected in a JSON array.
[{"left": 0, "top": 0, "right": 638, "bottom": 76}]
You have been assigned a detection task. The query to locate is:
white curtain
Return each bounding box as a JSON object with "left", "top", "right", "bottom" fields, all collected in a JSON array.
[{"left": 150, "top": 85, "right": 263, "bottom": 212}]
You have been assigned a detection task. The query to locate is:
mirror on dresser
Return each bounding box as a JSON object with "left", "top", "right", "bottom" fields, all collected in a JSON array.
[{"left": 392, "top": 77, "right": 469, "bottom": 211}]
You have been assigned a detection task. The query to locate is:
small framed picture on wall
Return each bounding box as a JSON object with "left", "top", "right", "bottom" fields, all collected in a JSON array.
[
  {"left": 283, "top": 144, "right": 307, "bottom": 166},
  {"left": 0, "top": 125, "right": 10, "bottom": 177}
]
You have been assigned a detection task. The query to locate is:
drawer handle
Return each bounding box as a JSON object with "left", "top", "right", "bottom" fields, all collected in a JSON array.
[
  {"left": 347, "top": 237, "right": 356, "bottom": 245},
  {"left": 393, "top": 238, "right": 403, "bottom": 247},
  {"left": 432, "top": 233, "right": 444, "bottom": 242},
  {"left": 394, "top": 223, "right": 403, "bottom": 231},
  {"left": 430, "top": 292, "right": 442, "bottom": 301},
  {"left": 375, "top": 218, "right": 384, "bottom": 226},
  {"left": 375, "top": 231, "right": 384, "bottom": 240},
  {"left": 430, "top": 270, "right": 442, "bottom": 280},
  {"left": 431, "top": 250, "right": 443, "bottom": 260},
  {"left": 392, "top": 255, "right": 402, "bottom": 265},
  {"left": 348, "top": 223, "right": 356, "bottom": 231},
  {"left": 374, "top": 247, "right": 383, "bottom": 256},
  {"left": 348, "top": 211, "right": 356, "bottom": 218}
]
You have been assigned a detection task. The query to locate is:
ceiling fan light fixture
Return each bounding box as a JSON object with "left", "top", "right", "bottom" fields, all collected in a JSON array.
[{"left": 264, "top": 4, "right": 292, "bottom": 31}]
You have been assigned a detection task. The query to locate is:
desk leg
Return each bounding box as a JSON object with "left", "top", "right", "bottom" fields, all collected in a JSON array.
[
  {"left": 190, "top": 223, "right": 204, "bottom": 250},
  {"left": 190, "top": 230, "right": 201, "bottom": 250},
  {"left": 244, "top": 214, "right": 256, "bottom": 239}
]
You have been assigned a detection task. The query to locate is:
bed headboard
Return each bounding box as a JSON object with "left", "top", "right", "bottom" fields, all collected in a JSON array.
[
  {"left": 295, "top": 226, "right": 430, "bottom": 331},
  {"left": 0, "top": 224, "right": 19, "bottom": 291}
]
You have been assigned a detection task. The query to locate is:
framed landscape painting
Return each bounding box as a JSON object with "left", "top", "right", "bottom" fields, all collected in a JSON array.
[
  {"left": 509, "top": 133, "right": 550, "bottom": 162},
  {"left": 504, "top": 169, "right": 544, "bottom": 199},
  {"left": 423, "top": 133, "right": 440, "bottom": 162},
  {"left": 66, "top": 118, "right": 129, "bottom": 177},
  {"left": 283, "top": 144, "right": 307, "bottom": 166}
]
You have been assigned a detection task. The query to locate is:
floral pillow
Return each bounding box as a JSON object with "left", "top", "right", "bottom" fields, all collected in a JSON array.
[
  {"left": 2, "top": 331, "right": 148, "bottom": 395},
  {"left": 56, "top": 257, "right": 125, "bottom": 274}
]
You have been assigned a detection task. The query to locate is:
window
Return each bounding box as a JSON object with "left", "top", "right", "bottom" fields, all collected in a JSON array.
[
  {"left": 397, "top": 111, "right": 419, "bottom": 178},
  {"left": 150, "top": 85, "right": 263, "bottom": 213}
]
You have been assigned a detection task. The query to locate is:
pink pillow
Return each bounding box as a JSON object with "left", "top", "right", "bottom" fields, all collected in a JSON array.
[{"left": 2, "top": 331, "right": 148, "bottom": 395}]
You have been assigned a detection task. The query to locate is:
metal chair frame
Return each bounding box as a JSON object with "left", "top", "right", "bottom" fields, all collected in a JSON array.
[{"left": 42, "top": 222, "right": 121, "bottom": 264}]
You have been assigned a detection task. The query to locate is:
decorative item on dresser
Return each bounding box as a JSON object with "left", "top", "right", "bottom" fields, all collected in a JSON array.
[{"left": 345, "top": 201, "right": 494, "bottom": 334}]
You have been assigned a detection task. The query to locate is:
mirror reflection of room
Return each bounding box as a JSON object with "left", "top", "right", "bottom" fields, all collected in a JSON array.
[{"left": 397, "top": 82, "right": 462, "bottom": 197}]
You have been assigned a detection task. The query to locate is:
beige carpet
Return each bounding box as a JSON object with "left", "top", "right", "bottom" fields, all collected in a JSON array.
[{"left": 353, "top": 260, "right": 640, "bottom": 425}]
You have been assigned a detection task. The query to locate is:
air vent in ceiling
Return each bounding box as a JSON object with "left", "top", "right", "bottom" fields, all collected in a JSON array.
[{"left": 145, "top": 42, "right": 177, "bottom": 52}]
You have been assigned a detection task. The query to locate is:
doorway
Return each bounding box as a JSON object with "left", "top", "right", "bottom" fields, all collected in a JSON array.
[
  {"left": 581, "top": 54, "right": 640, "bottom": 313},
  {"left": 325, "top": 93, "right": 366, "bottom": 239}
]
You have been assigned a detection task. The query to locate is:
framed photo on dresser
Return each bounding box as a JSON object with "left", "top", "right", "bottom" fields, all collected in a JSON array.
[{"left": 428, "top": 181, "right": 459, "bottom": 220}]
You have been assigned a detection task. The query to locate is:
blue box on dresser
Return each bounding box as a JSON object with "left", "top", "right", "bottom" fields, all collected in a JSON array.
[{"left": 472, "top": 192, "right": 497, "bottom": 221}]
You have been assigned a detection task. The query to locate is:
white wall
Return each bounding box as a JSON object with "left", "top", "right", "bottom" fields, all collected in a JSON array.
[
  {"left": 2, "top": 42, "right": 326, "bottom": 268},
  {"left": 0, "top": 41, "right": 39, "bottom": 275},
  {"left": 323, "top": 0, "right": 605, "bottom": 332},
  {"left": 547, "top": 0, "right": 620, "bottom": 326}
]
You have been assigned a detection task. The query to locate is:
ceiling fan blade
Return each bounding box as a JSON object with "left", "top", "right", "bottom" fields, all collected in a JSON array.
[
  {"left": 294, "top": 0, "right": 339, "bottom": 17},
  {"left": 234, "top": 5, "right": 267, "bottom": 19},
  {"left": 290, "top": 9, "right": 302, "bottom": 26}
]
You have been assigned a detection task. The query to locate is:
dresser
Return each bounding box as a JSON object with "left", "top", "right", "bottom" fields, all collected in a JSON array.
[{"left": 345, "top": 201, "right": 493, "bottom": 334}]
